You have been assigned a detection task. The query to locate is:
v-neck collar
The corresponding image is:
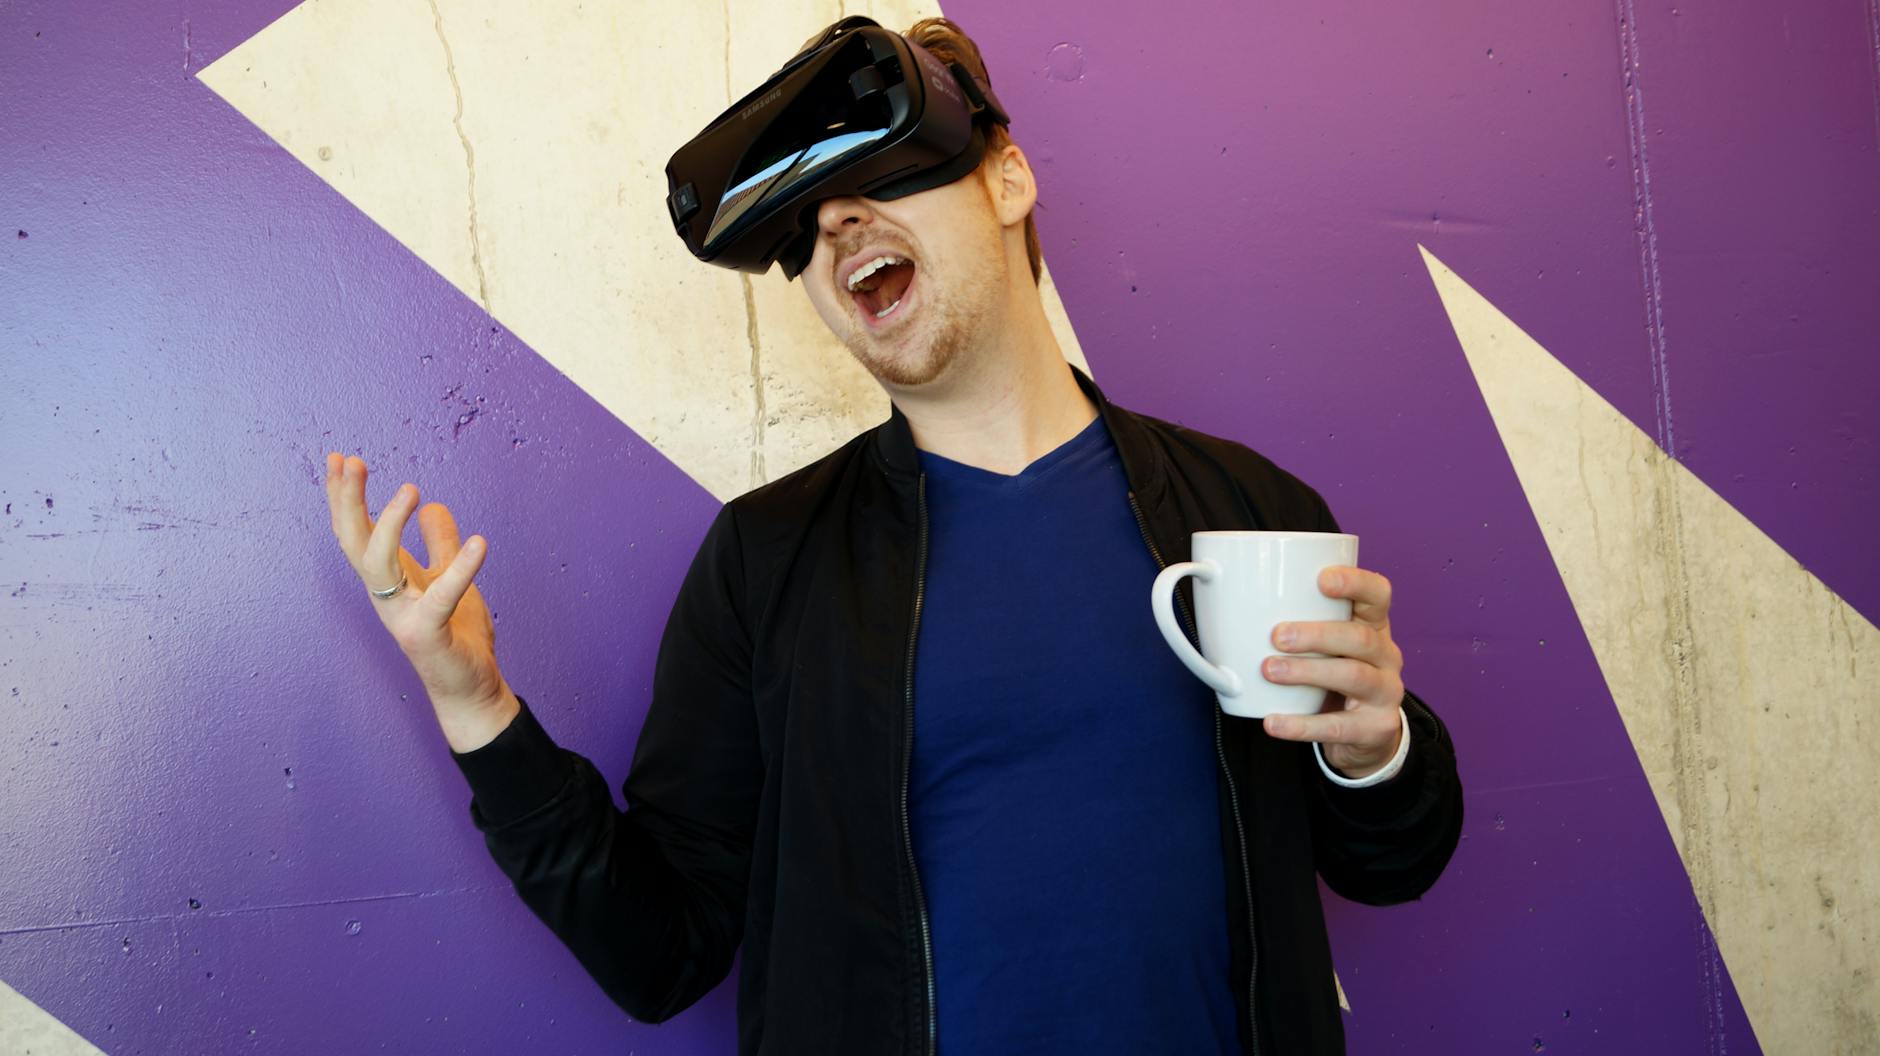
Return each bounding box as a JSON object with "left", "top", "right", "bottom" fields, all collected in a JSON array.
[
  {"left": 916, "top": 411, "right": 1109, "bottom": 486},
  {"left": 871, "top": 363, "right": 1168, "bottom": 504}
]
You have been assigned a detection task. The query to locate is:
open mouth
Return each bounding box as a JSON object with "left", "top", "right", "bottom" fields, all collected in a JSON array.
[{"left": 846, "top": 254, "right": 917, "bottom": 326}]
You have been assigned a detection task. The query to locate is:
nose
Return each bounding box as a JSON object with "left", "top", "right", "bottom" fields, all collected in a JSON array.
[{"left": 815, "top": 194, "right": 872, "bottom": 240}]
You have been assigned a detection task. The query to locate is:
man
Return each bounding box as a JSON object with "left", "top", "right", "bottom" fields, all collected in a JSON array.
[{"left": 323, "top": 16, "right": 1462, "bottom": 1055}]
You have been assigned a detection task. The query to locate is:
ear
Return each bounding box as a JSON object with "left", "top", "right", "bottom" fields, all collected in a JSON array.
[{"left": 982, "top": 141, "right": 1037, "bottom": 230}]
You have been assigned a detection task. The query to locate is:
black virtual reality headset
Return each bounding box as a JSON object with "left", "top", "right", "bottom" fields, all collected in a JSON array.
[{"left": 664, "top": 16, "right": 1010, "bottom": 280}]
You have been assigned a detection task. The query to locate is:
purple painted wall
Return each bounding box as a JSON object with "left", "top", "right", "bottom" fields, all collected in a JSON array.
[
  {"left": 937, "top": 1, "right": 1878, "bottom": 1050},
  {"left": 1, "top": 1, "right": 733, "bottom": 1051},
  {"left": 3, "top": 0, "right": 1875, "bottom": 1052}
]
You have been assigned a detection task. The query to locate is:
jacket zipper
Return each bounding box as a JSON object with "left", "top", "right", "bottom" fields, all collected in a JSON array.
[
  {"left": 1128, "top": 490, "right": 1261, "bottom": 1056},
  {"left": 903, "top": 471, "right": 937, "bottom": 1056}
]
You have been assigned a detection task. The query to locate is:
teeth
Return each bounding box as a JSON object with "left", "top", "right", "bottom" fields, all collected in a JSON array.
[
  {"left": 873, "top": 297, "right": 902, "bottom": 319},
  {"left": 846, "top": 254, "right": 905, "bottom": 291}
]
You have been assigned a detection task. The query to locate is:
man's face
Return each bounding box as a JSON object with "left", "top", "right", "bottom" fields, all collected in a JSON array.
[{"left": 800, "top": 163, "right": 1010, "bottom": 389}]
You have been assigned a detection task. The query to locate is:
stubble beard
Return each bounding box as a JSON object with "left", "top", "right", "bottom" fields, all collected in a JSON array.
[{"left": 842, "top": 248, "right": 1006, "bottom": 390}]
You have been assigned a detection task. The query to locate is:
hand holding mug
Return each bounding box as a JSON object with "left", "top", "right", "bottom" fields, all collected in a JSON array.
[
  {"left": 1150, "top": 532, "right": 1406, "bottom": 782},
  {"left": 1260, "top": 565, "right": 1406, "bottom": 780}
]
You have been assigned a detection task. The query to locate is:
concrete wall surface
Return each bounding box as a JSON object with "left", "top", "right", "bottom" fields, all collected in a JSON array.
[{"left": 2, "top": 0, "right": 1875, "bottom": 1052}]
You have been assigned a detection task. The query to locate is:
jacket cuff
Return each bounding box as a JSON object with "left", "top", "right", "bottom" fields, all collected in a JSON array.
[
  {"left": 1313, "top": 688, "right": 1439, "bottom": 826},
  {"left": 448, "top": 692, "right": 574, "bottom": 829}
]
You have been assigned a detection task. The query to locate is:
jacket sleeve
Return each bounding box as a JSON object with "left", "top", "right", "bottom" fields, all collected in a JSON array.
[
  {"left": 447, "top": 502, "right": 762, "bottom": 1022},
  {"left": 1300, "top": 485, "right": 1466, "bottom": 905}
]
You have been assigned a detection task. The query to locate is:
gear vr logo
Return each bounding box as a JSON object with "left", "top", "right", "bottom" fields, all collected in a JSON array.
[
  {"left": 916, "top": 48, "right": 960, "bottom": 104},
  {"left": 739, "top": 87, "right": 783, "bottom": 122}
]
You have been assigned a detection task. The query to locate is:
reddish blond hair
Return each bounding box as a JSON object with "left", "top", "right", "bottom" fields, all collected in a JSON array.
[{"left": 902, "top": 18, "right": 1043, "bottom": 284}]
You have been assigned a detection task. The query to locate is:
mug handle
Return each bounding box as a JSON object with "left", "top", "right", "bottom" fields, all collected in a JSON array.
[{"left": 1151, "top": 560, "right": 1243, "bottom": 698}]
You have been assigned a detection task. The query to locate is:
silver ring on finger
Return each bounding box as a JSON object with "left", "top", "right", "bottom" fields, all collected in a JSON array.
[{"left": 368, "top": 572, "right": 408, "bottom": 600}]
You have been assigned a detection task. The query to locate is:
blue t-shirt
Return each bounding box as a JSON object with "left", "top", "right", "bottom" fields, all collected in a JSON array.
[{"left": 909, "top": 410, "right": 1241, "bottom": 1054}]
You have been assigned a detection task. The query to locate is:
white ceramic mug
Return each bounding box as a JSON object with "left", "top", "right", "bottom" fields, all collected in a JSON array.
[{"left": 1151, "top": 531, "right": 1359, "bottom": 719}]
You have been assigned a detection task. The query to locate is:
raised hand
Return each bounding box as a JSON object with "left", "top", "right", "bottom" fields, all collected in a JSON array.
[{"left": 323, "top": 452, "right": 518, "bottom": 751}]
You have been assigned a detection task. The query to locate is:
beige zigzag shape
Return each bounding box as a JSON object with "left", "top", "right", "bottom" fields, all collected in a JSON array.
[
  {"left": 194, "top": 0, "right": 1374, "bottom": 1017},
  {"left": 1421, "top": 244, "right": 1877, "bottom": 1052},
  {"left": 0, "top": 978, "right": 109, "bottom": 1055},
  {"left": 196, "top": 0, "right": 1090, "bottom": 504}
]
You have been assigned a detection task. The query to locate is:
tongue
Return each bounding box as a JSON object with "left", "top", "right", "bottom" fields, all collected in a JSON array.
[{"left": 860, "top": 262, "right": 915, "bottom": 315}]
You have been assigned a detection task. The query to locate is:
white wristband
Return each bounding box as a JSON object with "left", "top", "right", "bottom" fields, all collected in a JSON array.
[{"left": 1314, "top": 705, "right": 1411, "bottom": 788}]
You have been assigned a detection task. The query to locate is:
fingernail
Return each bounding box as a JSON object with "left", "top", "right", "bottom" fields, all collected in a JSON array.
[
  {"left": 1268, "top": 659, "right": 1289, "bottom": 678},
  {"left": 1275, "top": 623, "right": 1295, "bottom": 647}
]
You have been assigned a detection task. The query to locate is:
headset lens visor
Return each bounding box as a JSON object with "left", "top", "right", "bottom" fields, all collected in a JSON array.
[
  {"left": 666, "top": 18, "right": 1008, "bottom": 279},
  {"left": 702, "top": 35, "right": 898, "bottom": 259}
]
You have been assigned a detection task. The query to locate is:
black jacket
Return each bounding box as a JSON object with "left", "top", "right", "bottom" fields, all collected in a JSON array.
[{"left": 450, "top": 361, "right": 1464, "bottom": 1055}]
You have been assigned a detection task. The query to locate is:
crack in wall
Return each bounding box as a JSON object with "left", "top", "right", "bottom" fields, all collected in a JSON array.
[
  {"left": 0, "top": 884, "right": 503, "bottom": 936},
  {"left": 742, "top": 274, "right": 769, "bottom": 487},
  {"left": 1615, "top": 9, "right": 1734, "bottom": 1046},
  {"left": 723, "top": 0, "right": 768, "bottom": 488},
  {"left": 1833, "top": 595, "right": 1860, "bottom": 682},
  {"left": 1867, "top": 0, "right": 1880, "bottom": 148},
  {"left": 721, "top": 0, "right": 733, "bottom": 100},
  {"left": 426, "top": 0, "right": 492, "bottom": 314},
  {"left": 1574, "top": 383, "right": 1603, "bottom": 558},
  {"left": 1649, "top": 450, "right": 1729, "bottom": 1053},
  {"left": 1614, "top": 0, "right": 1675, "bottom": 458}
]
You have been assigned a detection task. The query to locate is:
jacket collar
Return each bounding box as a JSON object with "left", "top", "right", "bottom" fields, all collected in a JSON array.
[{"left": 870, "top": 361, "right": 1165, "bottom": 498}]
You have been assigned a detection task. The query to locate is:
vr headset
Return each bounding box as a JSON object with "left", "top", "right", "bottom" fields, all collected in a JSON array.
[{"left": 664, "top": 16, "right": 1010, "bottom": 280}]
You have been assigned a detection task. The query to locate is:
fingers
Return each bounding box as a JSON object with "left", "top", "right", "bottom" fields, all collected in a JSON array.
[
  {"left": 325, "top": 453, "right": 377, "bottom": 563},
  {"left": 1262, "top": 653, "right": 1402, "bottom": 705},
  {"left": 418, "top": 502, "right": 464, "bottom": 575},
  {"left": 1272, "top": 619, "right": 1402, "bottom": 673},
  {"left": 1267, "top": 566, "right": 1406, "bottom": 755},
  {"left": 325, "top": 453, "right": 411, "bottom": 584},
  {"left": 418, "top": 534, "right": 488, "bottom": 629},
  {"left": 361, "top": 480, "right": 421, "bottom": 589},
  {"left": 1262, "top": 705, "right": 1398, "bottom": 749},
  {"left": 324, "top": 452, "right": 473, "bottom": 605},
  {"left": 1318, "top": 565, "right": 1392, "bottom": 626}
]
